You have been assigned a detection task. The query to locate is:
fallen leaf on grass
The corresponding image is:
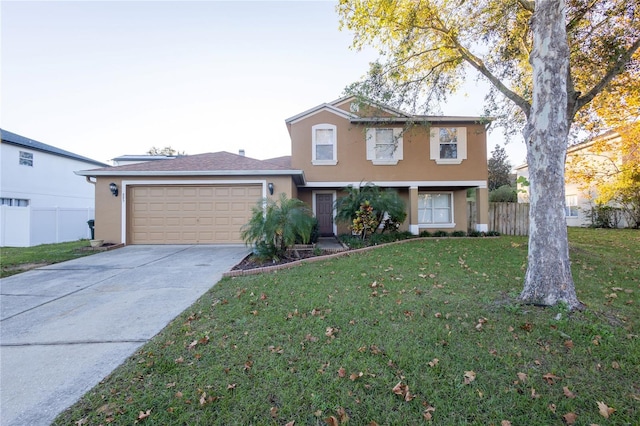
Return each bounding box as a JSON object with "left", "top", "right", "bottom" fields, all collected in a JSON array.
[
  {"left": 75, "top": 417, "right": 88, "bottom": 425},
  {"left": 227, "top": 383, "right": 237, "bottom": 391},
  {"left": 563, "top": 387, "right": 576, "bottom": 399},
  {"left": 270, "top": 406, "right": 278, "bottom": 418},
  {"left": 325, "top": 327, "right": 339, "bottom": 338},
  {"left": 392, "top": 381, "right": 415, "bottom": 401},
  {"left": 338, "top": 367, "right": 346, "bottom": 378},
  {"left": 428, "top": 358, "right": 439, "bottom": 367},
  {"left": 542, "top": 373, "right": 560, "bottom": 384},
  {"left": 349, "top": 372, "right": 363, "bottom": 381},
  {"left": 285, "top": 421, "right": 295, "bottom": 426},
  {"left": 501, "top": 421, "right": 512, "bottom": 426},
  {"left": 325, "top": 415, "right": 339, "bottom": 426},
  {"left": 136, "top": 409, "right": 151, "bottom": 421},
  {"left": 562, "top": 412, "right": 577, "bottom": 424},
  {"left": 517, "top": 372, "right": 528, "bottom": 383},
  {"left": 423, "top": 404, "right": 436, "bottom": 421},
  {"left": 464, "top": 370, "right": 476, "bottom": 384},
  {"left": 337, "top": 407, "right": 349, "bottom": 423},
  {"left": 597, "top": 401, "right": 615, "bottom": 418}
]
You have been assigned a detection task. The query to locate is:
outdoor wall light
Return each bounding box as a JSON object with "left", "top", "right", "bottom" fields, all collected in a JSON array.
[
  {"left": 109, "top": 182, "right": 119, "bottom": 197},
  {"left": 268, "top": 182, "right": 274, "bottom": 195}
]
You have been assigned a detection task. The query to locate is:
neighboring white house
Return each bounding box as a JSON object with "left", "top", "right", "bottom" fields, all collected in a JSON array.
[
  {"left": 0, "top": 129, "right": 109, "bottom": 246},
  {"left": 515, "top": 131, "right": 629, "bottom": 228}
]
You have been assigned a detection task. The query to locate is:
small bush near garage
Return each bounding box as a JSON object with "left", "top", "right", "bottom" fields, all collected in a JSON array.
[{"left": 241, "top": 193, "right": 316, "bottom": 261}]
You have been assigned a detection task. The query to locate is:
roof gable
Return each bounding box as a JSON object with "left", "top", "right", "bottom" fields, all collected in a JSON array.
[
  {"left": 285, "top": 103, "right": 358, "bottom": 124},
  {"left": 1, "top": 129, "right": 109, "bottom": 167}
]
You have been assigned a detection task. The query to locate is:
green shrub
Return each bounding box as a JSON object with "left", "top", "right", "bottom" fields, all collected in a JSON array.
[
  {"left": 489, "top": 184, "right": 517, "bottom": 202},
  {"left": 451, "top": 230, "right": 466, "bottom": 237},
  {"left": 335, "top": 183, "right": 407, "bottom": 238},
  {"left": 467, "top": 229, "right": 482, "bottom": 237},
  {"left": 338, "top": 234, "right": 366, "bottom": 249},
  {"left": 486, "top": 230, "right": 501, "bottom": 236},
  {"left": 432, "top": 230, "right": 449, "bottom": 237},
  {"left": 419, "top": 230, "right": 432, "bottom": 237}
]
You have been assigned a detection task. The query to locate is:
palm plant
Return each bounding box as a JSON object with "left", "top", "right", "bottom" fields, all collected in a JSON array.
[{"left": 241, "top": 193, "right": 316, "bottom": 260}]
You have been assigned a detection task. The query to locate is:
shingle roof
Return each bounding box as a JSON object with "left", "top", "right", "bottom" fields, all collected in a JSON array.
[
  {"left": 1, "top": 129, "right": 109, "bottom": 167},
  {"left": 84, "top": 151, "right": 291, "bottom": 173},
  {"left": 264, "top": 155, "right": 292, "bottom": 168},
  {"left": 75, "top": 151, "right": 305, "bottom": 185}
]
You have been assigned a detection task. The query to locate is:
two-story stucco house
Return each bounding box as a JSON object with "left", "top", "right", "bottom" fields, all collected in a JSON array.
[
  {"left": 77, "top": 97, "right": 490, "bottom": 245},
  {"left": 1, "top": 129, "right": 109, "bottom": 246},
  {"left": 515, "top": 130, "right": 631, "bottom": 228}
]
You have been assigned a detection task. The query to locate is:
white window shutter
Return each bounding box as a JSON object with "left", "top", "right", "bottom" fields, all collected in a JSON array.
[
  {"left": 429, "top": 127, "right": 439, "bottom": 160},
  {"left": 366, "top": 128, "right": 375, "bottom": 160},
  {"left": 393, "top": 128, "right": 403, "bottom": 160},
  {"left": 457, "top": 127, "right": 467, "bottom": 160}
]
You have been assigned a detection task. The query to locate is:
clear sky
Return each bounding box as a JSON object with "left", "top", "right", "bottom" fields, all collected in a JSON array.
[{"left": 1, "top": 0, "right": 527, "bottom": 167}]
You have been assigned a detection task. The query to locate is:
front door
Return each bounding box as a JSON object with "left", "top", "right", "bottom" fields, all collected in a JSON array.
[{"left": 316, "top": 193, "right": 334, "bottom": 236}]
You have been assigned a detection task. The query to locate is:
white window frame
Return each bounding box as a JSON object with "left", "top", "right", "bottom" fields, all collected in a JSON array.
[
  {"left": 429, "top": 127, "right": 467, "bottom": 165},
  {"left": 19, "top": 151, "right": 34, "bottom": 167},
  {"left": 366, "top": 127, "right": 403, "bottom": 165},
  {"left": 565, "top": 194, "right": 579, "bottom": 217},
  {"left": 312, "top": 123, "right": 337, "bottom": 165},
  {"left": 418, "top": 192, "right": 455, "bottom": 228}
]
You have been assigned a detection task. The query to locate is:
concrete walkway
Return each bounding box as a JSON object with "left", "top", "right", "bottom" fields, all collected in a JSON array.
[{"left": 0, "top": 245, "right": 248, "bottom": 426}]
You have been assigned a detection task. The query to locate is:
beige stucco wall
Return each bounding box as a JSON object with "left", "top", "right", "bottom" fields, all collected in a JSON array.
[
  {"left": 289, "top": 111, "right": 488, "bottom": 184},
  {"left": 94, "top": 175, "right": 296, "bottom": 245}
]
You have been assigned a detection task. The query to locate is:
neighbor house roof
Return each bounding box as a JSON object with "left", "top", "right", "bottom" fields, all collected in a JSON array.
[
  {"left": 1, "top": 129, "right": 109, "bottom": 167},
  {"left": 76, "top": 151, "right": 305, "bottom": 184}
]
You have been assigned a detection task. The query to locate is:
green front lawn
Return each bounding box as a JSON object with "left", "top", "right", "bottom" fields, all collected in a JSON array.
[
  {"left": 0, "top": 240, "right": 96, "bottom": 278},
  {"left": 55, "top": 228, "right": 640, "bottom": 425}
]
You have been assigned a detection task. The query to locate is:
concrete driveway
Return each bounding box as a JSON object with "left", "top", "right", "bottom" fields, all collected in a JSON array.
[{"left": 0, "top": 245, "right": 248, "bottom": 426}]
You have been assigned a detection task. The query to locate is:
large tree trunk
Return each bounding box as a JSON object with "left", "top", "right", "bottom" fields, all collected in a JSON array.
[{"left": 519, "top": 0, "right": 584, "bottom": 310}]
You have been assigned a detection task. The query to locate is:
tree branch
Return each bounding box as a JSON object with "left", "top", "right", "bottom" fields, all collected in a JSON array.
[{"left": 574, "top": 37, "right": 640, "bottom": 116}]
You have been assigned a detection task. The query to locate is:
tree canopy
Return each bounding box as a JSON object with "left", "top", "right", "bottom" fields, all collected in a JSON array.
[
  {"left": 147, "top": 146, "right": 186, "bottom": 156},
  {"left": 338, "top": 0, "right": 639, "bottom": 130},
  {"left": 338, "top": 0, "right": 640, "bottom": 310},
  {"left": 488, "top": 145, "right": 512, "bottom": 191}
]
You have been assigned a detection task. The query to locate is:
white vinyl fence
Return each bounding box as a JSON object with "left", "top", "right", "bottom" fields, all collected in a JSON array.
[{"left": 0, "top": 206, "right": 94, "bottom": 247}]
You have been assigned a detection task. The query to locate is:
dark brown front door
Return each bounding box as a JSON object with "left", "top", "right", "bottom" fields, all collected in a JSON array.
[{"left": 316, "top": 193, "right": 334, "bottom": 236}]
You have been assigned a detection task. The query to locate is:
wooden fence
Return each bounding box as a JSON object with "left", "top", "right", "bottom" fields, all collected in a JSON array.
[{"left": 467, "top": 202, "right": 530, "bottom": 236}]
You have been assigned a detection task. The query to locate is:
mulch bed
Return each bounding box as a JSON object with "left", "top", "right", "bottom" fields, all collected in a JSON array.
[{"left": 231, "top": 249, "right": 334, "bottom": 271}]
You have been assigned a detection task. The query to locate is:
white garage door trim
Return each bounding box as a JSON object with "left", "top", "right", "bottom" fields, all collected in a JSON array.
[{"left": 120, "top": 179, "right": 268, "bottom": 244}]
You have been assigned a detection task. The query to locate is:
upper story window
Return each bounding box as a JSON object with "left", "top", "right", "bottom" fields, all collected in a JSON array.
[
  {"left": 19, "top": 151, "right": 34, "bottom": 167},
  {"left": 418, "top": 192, "right": 455, "bottom": 227},
  {"left": 429, "top": 127, "right": 467, "bottom": 165},
  {"left": 312, "top": 124, "right": 337, "bottom": 165},
  {"left": 565, "top": 195, "right": 579, "bottom": 217},
  {"left": 1, "top": 198, "right": 29, "bottom": 207},
  {"left": 366, "top": 128, "right": 403, "bottom": 165}
]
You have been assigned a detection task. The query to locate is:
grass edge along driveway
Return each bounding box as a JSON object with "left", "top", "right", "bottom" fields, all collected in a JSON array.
[
  {"left": 55, "top": 228, "right": 639, "bottom": 425},
  {"left": 1, "top": 240, "right": 97, "bottom": 278}
]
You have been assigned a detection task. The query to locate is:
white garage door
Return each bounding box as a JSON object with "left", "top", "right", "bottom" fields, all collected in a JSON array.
[{"left": 129, "top": 185, "right": 262, "bottom": 244}]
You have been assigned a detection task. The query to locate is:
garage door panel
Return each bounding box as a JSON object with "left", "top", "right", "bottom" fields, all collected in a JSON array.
[{"left": 129, "top": 185, "right": 260, "bottom": 244}]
